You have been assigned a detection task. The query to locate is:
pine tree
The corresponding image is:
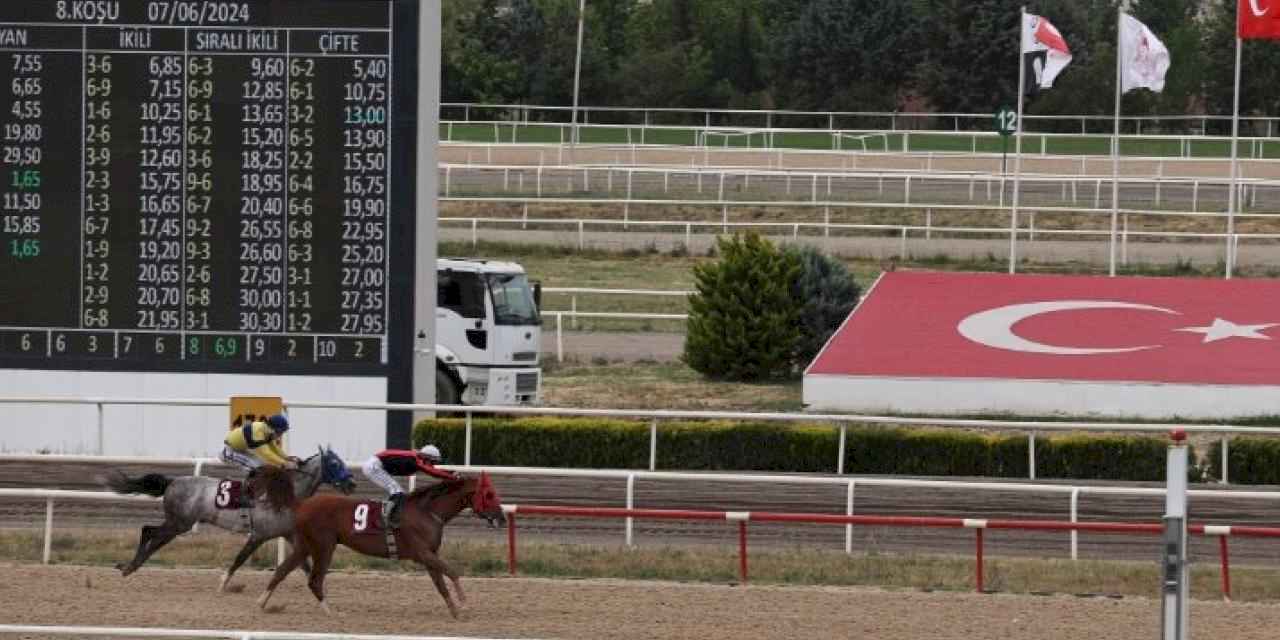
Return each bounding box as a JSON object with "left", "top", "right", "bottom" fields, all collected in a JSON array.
[{"left": 683, "top": 233, "right": 803, "bottom": 381}]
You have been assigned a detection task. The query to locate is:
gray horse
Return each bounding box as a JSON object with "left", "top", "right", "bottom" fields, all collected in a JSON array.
[{"left": 102, "top": 446, "right": 356, "bottom": 591}]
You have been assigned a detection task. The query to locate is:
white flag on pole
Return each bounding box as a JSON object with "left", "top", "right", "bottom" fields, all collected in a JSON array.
[{"left": 1119, "top": 13, "right": 1170, "bottom": 93}]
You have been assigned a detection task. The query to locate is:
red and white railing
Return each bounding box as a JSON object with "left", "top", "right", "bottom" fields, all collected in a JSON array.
[{"left": 501, "top": 504, "right": 1280, "bottom": 600}]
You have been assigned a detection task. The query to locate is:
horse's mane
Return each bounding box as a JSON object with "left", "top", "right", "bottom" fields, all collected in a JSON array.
[
  {"left": 249, "top": 466, "right": 296, "bottom": 512},
  {"left": 407, "top": 477, "right": 467, "bottom": 505}
]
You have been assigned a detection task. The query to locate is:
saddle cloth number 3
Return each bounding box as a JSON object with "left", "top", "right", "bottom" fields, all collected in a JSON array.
[{"left": 215, "top": 480, "right": 235, "bottom": 508}]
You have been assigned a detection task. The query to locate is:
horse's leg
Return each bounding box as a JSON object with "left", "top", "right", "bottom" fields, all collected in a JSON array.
[
  {"left": 258, "top": 534, "right": 309, "bottom": 611},
  {"left": 425, "top": 569, "right": 461, "bottom": 620},
  {"left": 220, "top": 535, "right": 270, "bottom": 593},
  {"left": 413, "top": 549, "right": 465, "bottom": 617},
  {"left": 119, "top": 520, "right": 191, "bottom": 576},
  {"left": 116, "top": 524, "right": 156, "bottom": 575},
  {"left": 306, "top": 533, "right": 338, "bottom": 616}
]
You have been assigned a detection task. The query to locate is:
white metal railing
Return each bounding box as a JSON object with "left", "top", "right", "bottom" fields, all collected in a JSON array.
[
  {"left": 439, "top": 163, "right": 1278, "bottom": 213},
  {"left": 540, "top": 311, "right": 685, "bottom": 363},
  {"left": 5, "top": 465, "right": 1280, "bottom": 564},
  {"left": 540, "top": 287, "right": 691, "bottom": 333},
  {"left": 0, "top": 396, "right": 1271, "bottom": 483},
  {"left": 0, "top": 624, "right": 533, "bottom": 640},
  {"left": 440, "top": 102, "right": 1280, "bottom": 136},
  {"left": 442, "top": 214, "right": 1275, "bottom": 277},
  {"left": 439, "top": 120, "right": 1280, "bottom": 160}
]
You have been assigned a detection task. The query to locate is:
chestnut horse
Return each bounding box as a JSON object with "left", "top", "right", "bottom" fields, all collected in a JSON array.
[{"left": 256, "top": 472, "right": 505, "bottom": 618}]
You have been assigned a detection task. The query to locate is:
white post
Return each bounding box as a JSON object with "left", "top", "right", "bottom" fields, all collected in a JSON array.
[
  {"left": 837, "top": 424, "right": 847, "bottom": 474},
  {"left": 1069, "top": 487, "right": 1079, "bottom": 561},
  {"left": 42, "top": 498, "right": 53, "bottom": 564},
  {"left": 1221, "top": 437, "right": 1229, "bottom": 485},
  {"left": 1028, "top": 432, "right": 1036, "bottom": 479},
  {"left": 648, "top": 418, "right": 658, "bottom": 471},
  {"left": 625, "top": 473, "right": 635, "bottom": 547},
  {"left": 556, "top": 313, "right": 563, "bottom": 363},
  {"left": 192, "top": 460, "right": 204, "bottom": 533},
  {"left": 1161, "top": 429, "right": 1190, "bottom": 640},
  {"left": 96, "top": 403, "right": 104, "bottom": 454},
  {"left": 464, "top": 412, "right": 473, "bottom": 466},
  {"left": 277, "top": 538, "right": 286, "bottom": 567},
  {"left": 844, "top": 480, "right": 855, "bottom": 554}
]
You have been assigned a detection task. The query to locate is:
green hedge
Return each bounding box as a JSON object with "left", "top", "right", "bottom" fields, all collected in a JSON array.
[
  {"left": 1207, "top": 437, "right": 1280, "bottom": 485},
  {"left": 414, "top": 417, "right": 1205, "bottom": 482}
]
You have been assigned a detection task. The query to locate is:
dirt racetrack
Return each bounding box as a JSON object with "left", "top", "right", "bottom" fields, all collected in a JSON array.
[{"left": 2, "top": 564, "right": 1280, "bottom": 640}]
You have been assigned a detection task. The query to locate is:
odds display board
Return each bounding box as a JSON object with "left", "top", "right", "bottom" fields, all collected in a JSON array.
[
  {"left": 803, "top": 271, "right": 1280, "bottom": 419},
  {"left": 0, "top": 1, "right": 417, "bottom": 377}
]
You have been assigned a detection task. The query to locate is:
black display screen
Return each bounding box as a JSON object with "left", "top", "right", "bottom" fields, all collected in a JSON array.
[{"left": 0, "top": 1, "right": 419, "bottom": 375}]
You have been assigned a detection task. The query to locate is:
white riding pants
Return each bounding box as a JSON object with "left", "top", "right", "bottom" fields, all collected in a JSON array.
[
  {"left": 361, "top": 456, "right": 404, "bottom": 497},
  {"left": 219, "top": 446, "right": 262, "bottom": 471}
]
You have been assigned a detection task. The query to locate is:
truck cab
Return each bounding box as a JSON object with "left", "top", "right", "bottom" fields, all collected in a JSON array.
[{"left": 435, "top": 258, "right": 541, "bottom": 405}]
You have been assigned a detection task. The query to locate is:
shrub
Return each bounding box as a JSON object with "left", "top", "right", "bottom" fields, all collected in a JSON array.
[
  {"left": 683, "top": 232, "right": 803, "bottom": 381},
  {"left": 785, "top": 244, "right": 861, "bottom": 364}
]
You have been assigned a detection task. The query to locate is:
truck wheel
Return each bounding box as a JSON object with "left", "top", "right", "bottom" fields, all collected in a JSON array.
[{"left": 436, "top": 368, "right": 461, "bottom": 405}]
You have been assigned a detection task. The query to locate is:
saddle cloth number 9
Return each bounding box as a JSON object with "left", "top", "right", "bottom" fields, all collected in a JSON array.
[{"left": 352, "top": 502, "right": 385, "bottom": 533}]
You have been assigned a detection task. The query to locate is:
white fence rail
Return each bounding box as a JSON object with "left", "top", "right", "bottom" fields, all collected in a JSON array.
[
  {"left": 5, "top": 462, "right": 1280, "bottom": 564},
  {"left": 440, "top": 119, "right": 1280, "bottom": 159},
  {"left": 540, "top": 311, "right": 685, "bottom": 363},
  {"left": 540, "top": 287, "right": 690, "bottom": 333},
  {"left": 0, "top": 624, "right": 533, "bottom": 640},
  {"left": 440, "top": 102, "right": 1280, "bottom": 137},
  {"left": 0, "top": 396, "right": 1275, "bottom": 483},
  {"left": 438, "top": 163, "right": 1279, "bottom": 212},
  {"left": 442, "top": 212, "right": 1274, "bottom": 277}
]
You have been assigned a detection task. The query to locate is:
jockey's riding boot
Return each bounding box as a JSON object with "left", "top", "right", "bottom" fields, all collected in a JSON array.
[
  {"left": 388, "top": 493, "right": 407, "bottom": 528},
  {"left": 243, "top": 468, "right": 259, "bottom": 503}
]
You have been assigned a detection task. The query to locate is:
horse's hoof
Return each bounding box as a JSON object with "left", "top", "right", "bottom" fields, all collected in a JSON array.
[
  {"left": 319, "top": 601, "right": 334, "bottom": 616},
  {"left": 256, "top": 592, "right": 272, "bottom": 609},
  {"left": 223, "top": 584, "right": 245, "bottom": 594},
  {"left": 264, "top": 605, "right": 286, "bottom": 614},
  {"left": 115, "top": 563, "right": 133, "bottom": 577}
]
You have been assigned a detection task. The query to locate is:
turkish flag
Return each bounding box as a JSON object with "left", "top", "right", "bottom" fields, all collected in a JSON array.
[
  {"left": 806, "top": 271, "right": 1280, "bottom": 386},
  {"left": 1239, "top": 0, "right": 1280, "bottom": 39}
]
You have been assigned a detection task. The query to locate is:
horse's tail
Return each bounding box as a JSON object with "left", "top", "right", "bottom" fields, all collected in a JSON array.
[{"left": 100, "top": 471, "right": 171, "bottom": 497}]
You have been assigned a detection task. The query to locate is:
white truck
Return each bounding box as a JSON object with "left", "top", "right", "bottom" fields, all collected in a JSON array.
[{"left": 434, "top": 258, "right": 542, "bottom": 405}]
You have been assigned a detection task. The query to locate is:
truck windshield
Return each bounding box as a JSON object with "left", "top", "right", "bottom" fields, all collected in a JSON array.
[{"left": 487, "top": 273, "right": 540, "bottom": 326}]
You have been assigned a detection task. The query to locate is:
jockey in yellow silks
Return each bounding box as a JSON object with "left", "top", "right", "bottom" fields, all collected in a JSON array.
[{"left": 219, "top": 414, "right": 296, "bottom": 473}]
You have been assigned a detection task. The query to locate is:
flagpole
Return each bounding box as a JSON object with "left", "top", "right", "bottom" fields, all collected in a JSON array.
[
  {"left": 1110, "top": 5, "right": 1126, "bottom": 277},
  {"left": 1227, "top": 8, "right": 1243, "bottom": 279},
  {"left": 1010, "top": 6, "right": 1027, "bottom": 274}
]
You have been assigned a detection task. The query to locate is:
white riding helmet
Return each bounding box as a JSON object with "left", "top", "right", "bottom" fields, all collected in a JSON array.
[{"left": 419, "top": 444, "right": 442, "bottom": 463}]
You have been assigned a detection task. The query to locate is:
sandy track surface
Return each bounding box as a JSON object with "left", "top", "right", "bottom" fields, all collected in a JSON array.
[{"left": 4, "top": 564, "right": 1280, "bottom": 640}]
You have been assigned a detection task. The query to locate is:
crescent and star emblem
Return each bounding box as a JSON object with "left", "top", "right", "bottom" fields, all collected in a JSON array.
[
  {"left": 957, "top": 300, "right": 1277, "bottom": 355},
  {"left": 1250, "top": 0, "right": 1270, "bottom": 17}
]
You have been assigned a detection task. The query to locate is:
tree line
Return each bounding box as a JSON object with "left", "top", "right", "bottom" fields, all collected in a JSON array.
[{"left": 442, "top": 0, "right": 1280, "bottom": 132}]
